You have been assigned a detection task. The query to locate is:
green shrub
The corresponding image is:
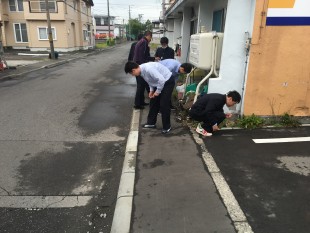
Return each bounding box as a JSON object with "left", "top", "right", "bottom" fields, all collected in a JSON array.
[
  {"left": 236, "top": 114, "right": 265, "bottom": 129},
  {"left": 106, "top": 38, "right": 115, "bottom": 46},
  {"left": 279, "top": 113, "right": 301, "bottom": 127}
]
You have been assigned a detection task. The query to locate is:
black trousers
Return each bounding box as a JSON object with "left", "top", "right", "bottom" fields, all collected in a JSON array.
[
  {"left": 189, "top": 110, "right": 225, "bottom": 133},
  {"left": 135, "top": 75, "right": 150, "bottom": 106},
  {"left": 147, "top": 76, "right": 175, "bottom": 130}
]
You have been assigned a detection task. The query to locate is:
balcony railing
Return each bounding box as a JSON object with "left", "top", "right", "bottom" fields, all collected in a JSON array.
[{"left": 28, "top": 0, "right": 58, "bottom": 13}]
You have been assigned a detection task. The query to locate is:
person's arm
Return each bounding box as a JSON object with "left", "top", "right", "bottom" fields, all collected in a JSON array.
[
  {"left": 155, "top": 47, "right": 159, "bottom": 57},
  {"left": 146, "top": 45, "right": 155, "bottom": 62},
  {"left": 147, "top": 68, "right": 166, "bottom": 94},
  {"left": 154, "top": 48, "right": 161, "bottom": 61},
  {"left": 133, "top": 41, "right": 144, "bottom": 64}
]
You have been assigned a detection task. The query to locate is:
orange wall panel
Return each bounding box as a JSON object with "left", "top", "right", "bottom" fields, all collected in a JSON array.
[{"left": 244, "top": 0, "right": 310, "bottom": 116}]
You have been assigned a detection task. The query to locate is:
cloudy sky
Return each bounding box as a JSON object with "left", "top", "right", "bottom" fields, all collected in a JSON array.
[{"left": 92, "top": 0, "right": 162, "bottom": 23}]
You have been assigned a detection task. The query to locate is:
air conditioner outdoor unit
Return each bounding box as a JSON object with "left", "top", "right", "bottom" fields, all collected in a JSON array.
[{"left": 189, "top": 32, "right": 224, "bottom": 70}]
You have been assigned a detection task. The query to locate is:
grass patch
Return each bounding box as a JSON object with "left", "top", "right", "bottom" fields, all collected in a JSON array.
[{"left": 95, "top": 43, "right": 108, "bottom": 49}]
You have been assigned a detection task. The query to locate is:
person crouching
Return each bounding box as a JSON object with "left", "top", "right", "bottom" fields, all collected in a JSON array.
[{"left": 189, "top": 90, "right": 241, "bottom": 136}]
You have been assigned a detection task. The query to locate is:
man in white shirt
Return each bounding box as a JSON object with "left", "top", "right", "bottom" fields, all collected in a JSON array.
[
  {"left": 159, "top": 59, "right": 192, "bottom": 79},
  {"left": 125, "top": 61, "right": 175, "bottom": 134}
]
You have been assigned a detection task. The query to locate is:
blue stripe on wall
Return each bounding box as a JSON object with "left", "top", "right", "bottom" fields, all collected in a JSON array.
[{"left": 266, "top": 17, "right": 310, "bottom": 26}]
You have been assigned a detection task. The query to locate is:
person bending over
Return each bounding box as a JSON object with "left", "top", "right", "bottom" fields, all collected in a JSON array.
[
  {"left": 159, "top": 59, "right": 192, "bottom": 80},
  {"left": 159, "top": 59, "right": 192, "bottom": 109},
  {"left": 189, "top": 90, "right": 241, "bottom": 136},
  {"left": 125, "top": 61, "right": 175, "bottom": 134}
]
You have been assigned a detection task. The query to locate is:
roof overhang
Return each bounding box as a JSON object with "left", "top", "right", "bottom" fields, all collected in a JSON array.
[{"left": 164, "top": 0, "right": 199, "bottom": 19}]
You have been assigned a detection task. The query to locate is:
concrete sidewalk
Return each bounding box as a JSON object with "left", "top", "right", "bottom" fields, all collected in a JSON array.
[
  {"left": 132, "top": 107, "right": 236, "bottom": 232},
  {"left": 112, "top": 105, "right": 254, "bottom": 233}
]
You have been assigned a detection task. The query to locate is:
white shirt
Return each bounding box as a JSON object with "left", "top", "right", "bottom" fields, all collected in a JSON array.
[
  {"left": 159, "top": 59, "right": 181, "bottom": 77},
  {"left": 140, "top": 62, "right": 172, "bottom": 94}
]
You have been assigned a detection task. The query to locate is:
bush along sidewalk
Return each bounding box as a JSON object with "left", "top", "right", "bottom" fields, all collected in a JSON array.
[
  {"left": 174, "top": 105, "right": 302, "bottom": 130},
  {"left": 223, "top": 113, "right": 301, "bottom": 129}
]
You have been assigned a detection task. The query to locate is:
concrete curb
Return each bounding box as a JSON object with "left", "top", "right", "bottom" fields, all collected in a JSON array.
[
  {"left": 110, "top": 109, "right": 140, "bottom": 233},
  {"left": 191, "top": 129, "right": 254, "bottom": 233}
]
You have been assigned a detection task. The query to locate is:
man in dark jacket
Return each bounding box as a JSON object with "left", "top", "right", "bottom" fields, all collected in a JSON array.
[
  {"left": 128, "top": 34, "right": 143, "bottom": 61},
  {"left": 132, "top": 31, "right": 155, "bottom": 109},
  {"left": 155, "top": 37, "right": 175, "bottom": 61},
  {"left": 189, "top": 90, "right": 241, "bottom": 136}
]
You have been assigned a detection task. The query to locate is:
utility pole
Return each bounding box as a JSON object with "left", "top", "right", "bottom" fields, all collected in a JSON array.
[
  {"left": 45, "top": 0, "right": 55, "bottom": 59},
  {"left": 122, "top": 19, "right": 124, "bottom": 39},
  {"left": 138, "top": 14, "right": 143, "bottom": 34},
  {"left": 128, "top": 5, "right": 131, "bottom": 40},
  {"left": 107, "top": 0, "right": 110, "bottom": 39},
  {"left": 162, "top": 0, "right": 167, "bottom": 36},
  {"left": 0, "top": 22, "right": 8, "bottom": 69}
]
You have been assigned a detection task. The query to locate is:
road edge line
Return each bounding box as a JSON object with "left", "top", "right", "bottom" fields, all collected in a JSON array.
[
  {"left": 191, "top": 129, "right": 254, "bottom": 233},
  {"left": 110, "top": 109, "right": 140, "bottom": 233}
]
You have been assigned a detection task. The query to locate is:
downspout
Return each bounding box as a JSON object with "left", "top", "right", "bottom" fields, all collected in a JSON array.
[{"left": 240, "top": 32, "right": 251, "bottom": 116}]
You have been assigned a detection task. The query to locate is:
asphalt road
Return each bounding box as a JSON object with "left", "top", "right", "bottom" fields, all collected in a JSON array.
[
  {"left": 0, "top": 44, "right": 135, "bottom": 232},
  {"left": 204, "top": 127, "right": 310, "bottom": 233}
]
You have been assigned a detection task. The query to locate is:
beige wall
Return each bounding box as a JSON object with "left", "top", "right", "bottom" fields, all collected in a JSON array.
[
  {"left": 23, "top": 1, "right": 66, "bottom": 20},
  {"left": 2, "top": 0, "right": 93, "bottom": 50},
  {"left": 5, "top": 13, "right": 28, "bottom": 48},
  {"left": 27, "top": 21, "right": 68, "bottom": 49},
  {"left": 244, "top": 0, "right": 310, "bottom": 116}
]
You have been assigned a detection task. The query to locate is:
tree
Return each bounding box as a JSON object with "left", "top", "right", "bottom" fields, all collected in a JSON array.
[
  {"left": 143, "top": 20, "right": 153, "bottom": 31},
  {"left": 128, "top": 19, "right": 142, "bottom": 40},
  {"left": 127, "top": 18, "right": 153, "bottom": 40}
]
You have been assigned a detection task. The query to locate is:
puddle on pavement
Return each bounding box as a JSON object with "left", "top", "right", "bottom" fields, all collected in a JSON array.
[{"left": 276, "top": 156, "right": 310, "bottom": 176}]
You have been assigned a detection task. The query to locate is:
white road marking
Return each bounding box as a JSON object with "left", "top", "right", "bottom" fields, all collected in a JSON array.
[
  {"left": 192, "top": 131, "right": 254, "bottom": 233},
  {"left": 253, "top": 137, "right": 310, "bottom": 143},
  {"left": 0, "top": 196, "right": 92, "bottom": 208}
]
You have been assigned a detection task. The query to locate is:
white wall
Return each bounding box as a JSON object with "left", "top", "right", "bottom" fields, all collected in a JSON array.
[
  {"left": 198, "top": 0, "right": 213, "bottom": 32},
  {"left": 198, "top": 0, "right": 228, "bottom": 33},
  {"left": 165, "top": 19, "right": 175, "bottom": 47},
  {"left": 172, "top": 18, "right": 182, "bottom": 51},
  {"left": 207, "top": 0, "right": 256, "bottom": 113},
  {"left": 181, "top": 7, "right": 191, "bottom": 63}
]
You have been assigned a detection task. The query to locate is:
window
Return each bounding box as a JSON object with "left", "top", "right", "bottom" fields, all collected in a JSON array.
[
  {"left": 38, "top": 27, "right": 56, "bottom": 40},
  {"left": 212, "top": 9, "right": 226, "bottom": 32},
  {"left": 190, "top": 20, "right": 198, "bottom": 35},
  {"left": 83, "top": 30, "right": 88, "bottom": 41},
  {"left": 9, "top": 0, "right": 24, "bottom": 11},
  {"left": 39, "top": 0, "right": 57, "bottom": 12},
  {"left": 14, "top": 23, "right": 28, "bottom": 42},
  {"left": 29, "top": 0, "right": 57, "bottom": 13},
  {"left": 95, "top": 18, "right": 101, "bottom": 26}
]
